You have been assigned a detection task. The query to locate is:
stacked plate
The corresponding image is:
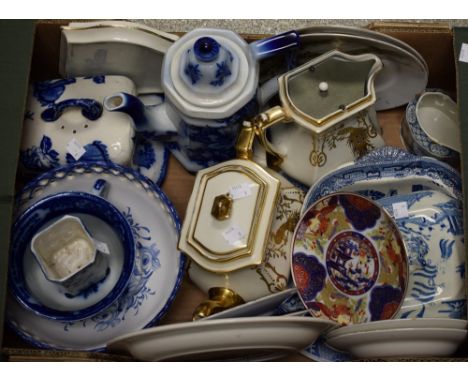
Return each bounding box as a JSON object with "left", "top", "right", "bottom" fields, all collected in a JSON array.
[{"left": 326, "top": 319, "right": 468, "bottom": 359}]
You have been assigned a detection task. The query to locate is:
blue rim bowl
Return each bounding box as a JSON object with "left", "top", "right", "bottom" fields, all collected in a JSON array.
[{"left": 9, "top": 191, "right": 135, "bottom": 321}]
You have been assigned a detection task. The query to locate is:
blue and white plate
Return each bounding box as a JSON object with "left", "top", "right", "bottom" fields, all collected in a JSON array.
[
  {"left": 7, "top": 162, "right": 185, "bottom": 351},
  {"left": 302, "top": 146, "right": 462, "bottom": 214},
  {"left": 131, "top": 136, "right": 170, "bottom": 186},
  {"left": 377, "top": 190, "right": 466, "bottom": 319}
]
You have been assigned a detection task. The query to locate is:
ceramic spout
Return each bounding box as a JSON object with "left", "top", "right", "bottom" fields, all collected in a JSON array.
[
  {"left": 104, "top": 92, "right": 177, "bottom": 137},
  {"left": 249, "top": 30, "right": 300, "bottom": 62}
]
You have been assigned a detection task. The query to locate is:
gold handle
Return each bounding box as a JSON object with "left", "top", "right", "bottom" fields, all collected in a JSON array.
[
  {"left": 237, "top": 106, "right": 288, "bottom": 169},
  {"left": 192, "top": 287, "right": 245, "bottom": 320}
]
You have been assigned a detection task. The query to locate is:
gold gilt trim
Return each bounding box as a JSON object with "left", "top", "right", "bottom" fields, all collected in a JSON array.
[
  {"left": 187, "top": 164, "right": 268, "bottom": 263},
  {"left": 367, "top": 22, "right": 452, "bottom": 34}
]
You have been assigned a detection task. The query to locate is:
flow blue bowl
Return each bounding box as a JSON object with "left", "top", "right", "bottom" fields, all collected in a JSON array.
[{"left": 9, "top": 191, "right": 135, "bottom": 321}]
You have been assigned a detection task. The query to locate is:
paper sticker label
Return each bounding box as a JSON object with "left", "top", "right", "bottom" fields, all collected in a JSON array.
[
  {"left": 222, "top": 225, "right": 245, "bottom": 246},
  {"left": 392, "top": 202, "right": 409, "bottom": 220},
  {"left": 66, "top": 138, "right": 86, "bottom": 161},
  {"left": 94, "top": 239, "right": 110, "bottom": 255},
  {"left": 229, "top": 183, "right": 253, "bottom": 200},
  {"left": 459, "top": 43, "right": 468, "bottom": 63}
]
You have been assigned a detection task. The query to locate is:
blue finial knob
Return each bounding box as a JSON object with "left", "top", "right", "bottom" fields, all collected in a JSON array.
[{"left": 193, "top": 37, "right": 220, "bottom": 62}]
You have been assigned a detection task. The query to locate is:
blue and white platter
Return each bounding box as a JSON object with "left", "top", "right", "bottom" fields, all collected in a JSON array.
[
  {"left": 7, "top": 161, "right": 185, "bottom": 351},
  {"left": 131, "top": 137, "right": 170, "bottom": 186},
  {"left": 302, "top": 147, "right": 462, "bottom": 214}
]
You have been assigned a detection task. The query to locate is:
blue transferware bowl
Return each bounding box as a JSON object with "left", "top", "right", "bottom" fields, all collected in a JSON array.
[{"left": 9, "top": 191, "right": 135, "bottom": 321}]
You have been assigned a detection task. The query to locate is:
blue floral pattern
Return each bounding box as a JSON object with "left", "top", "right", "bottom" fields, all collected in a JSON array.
[
  {"left": 133, "top": 141, "right": 155, "bottom": 170},
  {"left": 184, "top": 61, "right": 202, "bottom": 85},
  {"left": 84, "top": 75, "right": 106, "bottom": 84},
  {"left": 33, "top": 79, "right": 77, "bottom": 106},
  {"left": 20, "top": 135, "right": 59, "bottom": 170},
  {"left": 210, "top": 61, "right": 232, "bottom": 86}
]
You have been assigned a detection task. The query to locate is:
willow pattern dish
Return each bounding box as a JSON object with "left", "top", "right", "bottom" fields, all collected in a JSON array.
[
  {"left": 302, "top": 146, "right": 463, "bottom": 214},
  {"left": 326, "top": 327, "right": 467, "bottom": 359},
  {"left": 292, "top": 193, "right": 408, "bottom": 325},
  {"left": 107, "top": 316, "right": 336, "bottom": 361},
  {"left": 377, "top": 191, "right": 466, "bottom": 319},
  {"left": 7, "top": 162, "right": 185, "bottom": 351}
]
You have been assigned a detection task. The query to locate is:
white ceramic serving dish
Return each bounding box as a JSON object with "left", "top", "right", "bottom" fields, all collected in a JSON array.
[{"left": 107, "top": 316, "right": 336, "bottom": 361}]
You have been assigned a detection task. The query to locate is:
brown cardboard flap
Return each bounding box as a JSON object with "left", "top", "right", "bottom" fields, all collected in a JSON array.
[{"left": 368, "top": 21, "right": 455, "bottom": 93}]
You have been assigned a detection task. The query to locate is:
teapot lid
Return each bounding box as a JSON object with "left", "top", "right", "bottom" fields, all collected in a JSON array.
[
  {"left": 178, "top": 159, "right": 280, "bottom": 273},
  {"left": 162, "top": 28, "right": 258, "bottom": 119},
  {"left": 279, "top": 50, "right": 383, "bottom": 134}
]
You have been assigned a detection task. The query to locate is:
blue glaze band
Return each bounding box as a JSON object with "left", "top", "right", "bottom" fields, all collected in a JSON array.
[
  {"left": 193, "top": 37, "right": 220, "bottom": 62},
  {"left": 41, "top": 98, "right": 103, "bottom": 122},
  {"left": 9, "top": 191, "right": 135, "bottom": 322},
  {"left": 250, "top": 30, "right": 300, "bottom": 61}
]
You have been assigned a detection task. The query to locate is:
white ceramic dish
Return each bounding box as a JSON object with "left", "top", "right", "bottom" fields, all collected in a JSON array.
[
  {"left": 201, "top": 288, "right": 298, "bottom": 320},
  {"left": 302, "top": 146, "right": 462, "bottom": 214},
  {"left": 60, "top": 21, "right": 178, "bottom": 94},
  {"left": 327, "top": 318, "right": 468, "bottom": 339},
  {"left": 377, "top": 191, "right": 466, "bottom": 319},
  {"left": 131, "top": 137, "right": 169, "bottom": 186},
  {"left": 262, "top": 26, "right": 428, "bottom": 111},
  {"left": 107, "top": 316, "right": 336, "bottom": 361},
  {"left": 326, "top": 327, "right": 467, "bottom": 359},
  {"left": 7, "top": 162, "right": 185, "bottom": 351}
]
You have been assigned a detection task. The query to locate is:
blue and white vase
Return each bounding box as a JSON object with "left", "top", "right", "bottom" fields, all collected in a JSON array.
[{"left": 104, "top": 28, "right": 300, "bottom": 172}]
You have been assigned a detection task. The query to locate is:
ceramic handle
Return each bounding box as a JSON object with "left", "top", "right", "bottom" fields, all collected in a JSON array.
[
  {"left": 250, "top": 30, "right": 300, "bottom": 61},
  {"left": 241, "top": 106, "right": 288, "bottom": 169},
  {"left": 41, "top": 98, "right": 103, "bottom": 122}
]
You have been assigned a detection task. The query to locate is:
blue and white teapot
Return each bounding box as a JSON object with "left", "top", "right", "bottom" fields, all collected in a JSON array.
[{"left": 104, "top": 28, "right": 300, "bottom": 172}]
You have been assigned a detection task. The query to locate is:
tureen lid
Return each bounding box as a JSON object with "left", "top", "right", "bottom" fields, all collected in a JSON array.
[
  {"left": 162, "top": 28, "right": 258, "bottom": 120},
  {"left": 179, "top": 159, "right": 280, "bottom": 273}
]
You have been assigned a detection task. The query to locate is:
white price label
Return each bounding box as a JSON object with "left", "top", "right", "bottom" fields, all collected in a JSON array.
[
  {"left": 392, "top": 202, "right": 409, "bottom": 220},
  {"left": 459, "top": 43, "right": 468, "bottom": 63},
  {"left": 229, "top": 183, "right": 253, "bottom": 200},
  {"left": 66, "top": 138, "right": 86, "bottom": 161},
  {"left": 94, "top": 239, "right": 110, "bottom": 255},
  {"left": 222, "top": 225, "right": 245, "bottom": 245}
]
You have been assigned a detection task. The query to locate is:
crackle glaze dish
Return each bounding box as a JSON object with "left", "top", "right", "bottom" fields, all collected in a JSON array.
[
  {"left": 377, "top": 191, "right": 466, "bottom": 319},
  {"left": 7, "top": 162, "right": 185, "bottom": 351},
  {"left": 107, "top": 316, "right": 336, "bottom": 361},
  {"left": 292, "top": 193, "right": 408, "bottom": 325},
  {"left": 302, "top": 146, "right": 463, "bottom": 214}
]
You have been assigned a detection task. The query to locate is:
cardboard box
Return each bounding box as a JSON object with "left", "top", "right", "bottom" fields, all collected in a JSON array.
[{"left": 1, "top": 20, "right": 467, "bottom": 361}]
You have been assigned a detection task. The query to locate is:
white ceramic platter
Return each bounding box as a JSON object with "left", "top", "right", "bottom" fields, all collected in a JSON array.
[
  {"left": 7, "top": 162, "right": 185, "bottom": 351},
  {"left": 201, "top": 288, "right": 298, "bottom": 320},
  {"left": 107, "top": 316, "right": 336, "bottom": 361},
  {"left": 302, "top": 147, "right": 462, "bottom": 214},
  {"left": 326, "top": 327, "right": 467, "bottom": 359},
  {"left": 377, "top": 191, "right": 466, "bottom": 320},
  {"left": 60, "top": 21, "right": 178, "bottom": 94},
  {"left": 327, "top": 318, "right": 468, "bottom": 339},
  {"left": 261, "top": 26, "right": 428, "bottom": 111}
]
